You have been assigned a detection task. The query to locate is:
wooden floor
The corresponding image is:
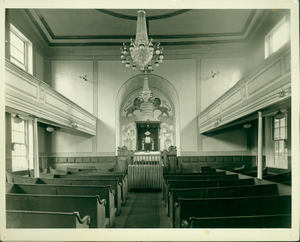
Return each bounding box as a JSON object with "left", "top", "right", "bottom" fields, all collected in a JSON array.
[{"left": 114, "top": 190, "right": 171, "bottom": 228}]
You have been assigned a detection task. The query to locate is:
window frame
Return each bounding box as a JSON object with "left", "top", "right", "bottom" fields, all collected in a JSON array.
[
  {"left": 11, "top": 117, "right": 29, "bottom": 172},
  {"left": 264, "top": 15, "right": 290, "bottom": 59},
  {"left": 10, "top": 23, "right": 33, "bottom": 74},
  {"left": 272, "top": 113, "right": 288, "bottom": 169}
]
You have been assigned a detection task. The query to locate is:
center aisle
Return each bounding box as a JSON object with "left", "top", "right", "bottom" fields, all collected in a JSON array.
[{"left": 114, "top": 191, "right": 171, "bottom": 228}]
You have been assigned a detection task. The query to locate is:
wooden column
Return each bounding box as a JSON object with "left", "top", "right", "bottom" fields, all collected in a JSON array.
[
  {"left": 257, "top": 111, "right": 263, "bottom": 179},
  {"left": 33, "top": 118, "right": 40, "bottom": 178}
]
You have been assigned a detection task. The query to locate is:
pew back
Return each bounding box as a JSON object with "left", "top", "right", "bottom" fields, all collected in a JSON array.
[
  {"left": 185, "top": 214, "right": 291, "bottom": 228},
  {"left": 53, "top": 174, "right": 128, "bottom": 204},
  {"left": 7, "top": 210, "right": 90, "bottom": 228},
  {"left": 169, "top": 183, "right": 279, "bottom": 226},
  {"left": 6, "top": 193, "right": 106, "bottom": 228},
  {"left": 175, "top": 195, "right": 291, "bottom": 228},
  {"left": 36, "top": 178, "right": 122, "bottom": 215},
  {"left": 7, "top": 183, "right": 115, "bottom": 228}
]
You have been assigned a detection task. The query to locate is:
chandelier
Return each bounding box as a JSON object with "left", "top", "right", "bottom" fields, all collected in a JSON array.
[{"left": 120, "top": 10, "right": 164, "bottom": 72}]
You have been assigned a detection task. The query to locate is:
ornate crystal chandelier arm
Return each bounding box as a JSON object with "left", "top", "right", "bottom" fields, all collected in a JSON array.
[{"left": 120, "top": 10, "right": 163, "bottom": 71}]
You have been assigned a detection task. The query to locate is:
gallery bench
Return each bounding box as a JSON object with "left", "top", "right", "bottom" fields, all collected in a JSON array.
[
  {"left": 168, "top": 183, "right": 279, "bottom": 226},
  {"left": 7, "top": 183, "right": 115, "bottom": 228},
  {"left": 6, "top": 210, "right": 91, "bottom": 228},
  {"left": 182, "top": 214, "right": 291, "bottom": 228},
  {"left": 174, "top": 195, "right": 291, "bottom": 228},
  {"left": 6, "top": 193, "right": 106, "bottom": 228}
]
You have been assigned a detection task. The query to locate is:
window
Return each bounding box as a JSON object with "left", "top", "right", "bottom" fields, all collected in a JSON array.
[
  {"left": 273, "top": 113, "right": 288, "bottom": 168},
  {"left": 11, "top": 118, "right": 28, "bottom": 171},
  {"left": 10, "top": 24, "right": 32, "bottom": 74},
  {"left": 265, "top": 16, "right": 289, "bottom": 59}
]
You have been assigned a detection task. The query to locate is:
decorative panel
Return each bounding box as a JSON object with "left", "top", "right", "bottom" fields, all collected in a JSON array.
[
  {"left": 207, "top": 105, "right": 221, "bottom": 119},
  {"left": 221, "top": 89, "right": 242, "bottom": 111},
  {"left": 6, "top": 69, "right": 39, "bottom": 100},
  {"left": 45, "top": 91, "right": 69, "bottom": 113},
  {"left": 247, "top": 61, "right": 281, "bottom": 96},
  {"left": 75, "top": 158, "right": 83, "bottom": 163},
  {"left": 83, "top": 158, "right": 90, "bottom": 163},
  {"left": 68, "top": 157, "right": 75, "bottom": 163}
]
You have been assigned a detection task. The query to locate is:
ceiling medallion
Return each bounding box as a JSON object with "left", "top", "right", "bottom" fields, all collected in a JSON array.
[{"left": 120, "top": 10, "right": 164, "bottom": 72}]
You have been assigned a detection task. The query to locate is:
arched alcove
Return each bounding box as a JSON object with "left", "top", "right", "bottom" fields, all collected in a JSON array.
[{"left": 115, "top": 74, "right": 180, "bottom": 155}]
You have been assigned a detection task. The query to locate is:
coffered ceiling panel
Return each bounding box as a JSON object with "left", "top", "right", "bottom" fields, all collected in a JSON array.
[
  {"left": 149, "top": 9, "right": 253, "bottom": 36},
  {"left": 22, "top": 8, "right": 266, "bottom": 47},
  {"left": 37, "top": 9, "right": 136, "bottom": 36}
]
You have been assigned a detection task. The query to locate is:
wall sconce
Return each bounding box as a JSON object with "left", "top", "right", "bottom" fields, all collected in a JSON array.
[
  {"left": 79, "top": 74, "right": 87, "bottom": 81},
  {"left": 13, "top": 114, "right": 23, "bottom": 124},
  {"left": 243, "top": 123, "right": 251, "bottom": 129},
  {"left": 46, "top": 126, "right": 55, "bottom": 132},
  {"left": 278, "top": 87, "right": 286, "bottom": 98},
  {"left": 70, "top": 122, "right": 78, "bottom": 129},
  {"left": 211, "top": 71, "right": 219, "bottom": 78},
  {"left": 214, "top": 119, "right": 221, "bottom": 127},
  {"left": 274, "top": 110, "right": 285, "bottom": 120}
]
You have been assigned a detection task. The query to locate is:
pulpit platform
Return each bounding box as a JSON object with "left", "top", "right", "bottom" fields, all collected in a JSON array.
[{"left": 129, "top": 152, "right": 163, "bottom": 190}]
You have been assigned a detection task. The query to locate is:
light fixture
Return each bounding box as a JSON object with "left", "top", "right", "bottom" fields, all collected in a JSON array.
[
  {"left": 120, "top": 10, "right": 163, "bottom": 72},
  {"left": 70, "top": 122, "right": 78, "bottom": 129},
  {"left": 211, "top": 71, "right": 219, "bottom": 78},
  {"left": 13, "top": 114, "right": 23, "bottom": 124},
  {"left": 274, "top": 110, "right": 285, "bottom": 120},
  {"left": 46, "top": 126, "right": 55, "bottom": 132},
  {"left": 214, "top": 119, "right": 221, "bottom": 127},
  {"left": 138, "top": 75, "right": 154, "bottom": 103},
  {"left": 243, "top": 123, "right": 251, "bottom": 129},
  {"left": 79, "top": 74, "right": 87, "bottom": 81},
  {"left": 278, "top": 87, "right": 286, "bottom": 98}
]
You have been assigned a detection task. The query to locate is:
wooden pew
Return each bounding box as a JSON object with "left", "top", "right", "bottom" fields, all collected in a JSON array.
[
  {"left": 6, "top": 172, "right": 36, "bottom": 184},
  {"left": 54, "top": 173, "right": 128, "bottom": 204},
  {"left": 264, "top": 171, "right": 291, "bottom": 184},
  {"left": 169, "top": 183, "right": 279, "bottom": 226},
  {"left": 162, "top": 171, "right": 227, "bottom": 201},
  {"left": 174, "top": 195, "right": 291, "bottom": 228},
  {"left": 7, "top": 183, "right": 115, "bottom": 228},
  {"left": 36, "top": 178, "right": 123, "bottom": 216},
  {"left": 164, "top": 174, "right": 241, "bottom": 207},
  {"left": 7, "top": 210, "right": 91, "bottom": 228},
  {"left": 164, "top": 178, "right": 254, "bottom": 212},
  {"left": 183, "top": 214, "right": 291, "bottom": 228},
  {"left": 230, "top": 165, "right": 245, "bottom": 173},
  {"left": 6, "top": 193, "right": 106, "bottom": 228}
]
